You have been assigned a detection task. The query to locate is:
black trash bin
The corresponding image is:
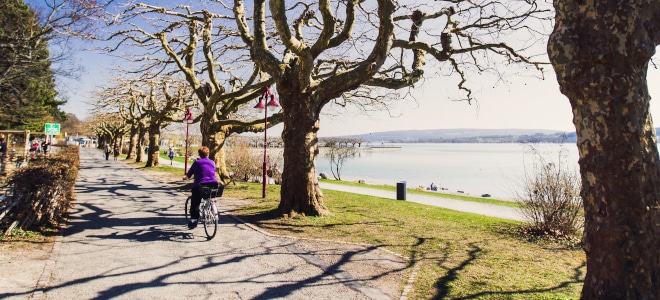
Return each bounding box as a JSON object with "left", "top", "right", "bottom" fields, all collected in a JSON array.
[{"left": 396, "top": 181, "right": 406, "bottom": 200}]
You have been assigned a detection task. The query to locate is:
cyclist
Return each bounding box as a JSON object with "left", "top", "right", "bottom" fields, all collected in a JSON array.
[{"left": 182, "top": 146, "right": 219, "bottom": 229}]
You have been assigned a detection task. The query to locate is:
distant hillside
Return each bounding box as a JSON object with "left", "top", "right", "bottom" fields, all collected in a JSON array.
[{"left": 340, "top": 128, "right": 577, "bottom": 143}]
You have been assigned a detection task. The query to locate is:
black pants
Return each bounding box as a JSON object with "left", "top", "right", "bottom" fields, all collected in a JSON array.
[{"left": 190, "top": 182, "right": 220, "bottom": 220}]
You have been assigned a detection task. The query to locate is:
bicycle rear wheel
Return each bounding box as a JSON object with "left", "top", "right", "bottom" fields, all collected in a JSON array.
[
  {"left": 184, "top": 196, "right": 191, "bottom": 224},
  {"left": 202, "top": 201, "right": 218, "bottom": 240}
]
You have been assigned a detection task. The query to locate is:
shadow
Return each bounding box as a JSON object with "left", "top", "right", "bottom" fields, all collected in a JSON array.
[
  {"left": 0, "top": 148, "right": 411, "bottom": 300},
  {"left": 433, "top": 243, "right": 482, "bottom": 299},
  {"left": 422, "top": 240, "right": 585, "bottom": 300},
  {"left": 452, "top": 261, "right": 586, "bottom": 299},
  {"left": 240, "top": 208, "right": 408, "bottom": 236}
]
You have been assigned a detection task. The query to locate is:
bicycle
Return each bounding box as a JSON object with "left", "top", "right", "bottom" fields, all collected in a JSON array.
[{"left": 184, "top": 187, "right": 219, "bottom": 240}]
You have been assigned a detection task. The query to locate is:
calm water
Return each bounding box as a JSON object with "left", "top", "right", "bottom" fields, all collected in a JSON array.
[{"left": 316, "top": 143, "right": 580, "bottom": 200}]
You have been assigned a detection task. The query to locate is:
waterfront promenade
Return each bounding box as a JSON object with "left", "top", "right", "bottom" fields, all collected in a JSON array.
[
  {"left": 166, "top": 156, "right": 526, "bottom": 222},
  {"left": 1, "top": 148, "right": 525, "bottom": 300}
]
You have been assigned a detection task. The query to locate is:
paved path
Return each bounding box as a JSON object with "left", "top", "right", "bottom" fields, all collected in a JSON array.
[
  {"left": 318, "top": 183, "right": 526, "bottom": 222},
  {"left": 16, "top": 148, "right": 403, "bottom": 300}
]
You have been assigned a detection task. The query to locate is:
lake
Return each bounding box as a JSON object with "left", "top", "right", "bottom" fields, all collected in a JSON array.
[{"left": 315, "top": 143, "right": 580, "bottom": 200}]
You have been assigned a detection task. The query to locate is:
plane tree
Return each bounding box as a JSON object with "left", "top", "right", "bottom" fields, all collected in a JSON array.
[
  {"left": 93, "top": 79, "right": 147, "bottom": 161},
  {"left": 548, "top": 0, "right": 659, "bottom": 298},
  {"left": 95, "top": 76, "right": 192, "bottom": 167},
  {"left": 100, "top": 2, "right": 282, "bottom": 182},
  {"left": 234, "top": 0, "right": 551, "bottom": 216},
  {"left": 85, "top": 111, "right": 128, "bottom": 147}
]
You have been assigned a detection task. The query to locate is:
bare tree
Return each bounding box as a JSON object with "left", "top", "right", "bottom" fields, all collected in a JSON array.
[
  {"left": 548, "top": 1, "right": 660, "bottom": 298},
  {"left": 322, "top": 138, "right": 360, "bottom": 181},
  {"left": 235, "top": 0, "right": 550, "bottom": 216},
  {"left": 100, "top": 2, "right": 281, "bottom": 182},
  {"left": 85, "top": 112, "right": 128, "bottom": 148},
  {"left": 95, "top": 76, "right": 192, "bottom": 166}
]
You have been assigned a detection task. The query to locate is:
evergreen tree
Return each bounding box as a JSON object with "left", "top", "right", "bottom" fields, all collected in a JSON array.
[{"left": 0, "top": 0, "right": 66, "bottom": 131}]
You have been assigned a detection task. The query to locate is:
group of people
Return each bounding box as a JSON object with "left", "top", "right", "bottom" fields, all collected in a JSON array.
[
  {"left": 103, "top": 143, "right": 121, "bottom": 161},
  {"left": 0, "top": 136, "right": 53, "bottom": 174},
  {"left": 29, "top": 139, "right": 51, "bottom": 159}
]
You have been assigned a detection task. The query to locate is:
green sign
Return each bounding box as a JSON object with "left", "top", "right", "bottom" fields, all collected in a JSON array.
[{"left": 45, "top": 123, "right": 61, "bottom": 135}]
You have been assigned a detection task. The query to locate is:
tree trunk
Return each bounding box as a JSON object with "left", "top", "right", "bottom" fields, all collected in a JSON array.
[
  {"left": 199, "top": 112, "right": 231, "bottom": 183},
  {"left": 135, "top": 129, "right": 144, "bottom": 163},
  {"left": 211, "top": 135, "right": 230, "bottom": 183},
  {"left": 145, "top": 123, "right": 160, "bottom": 167},
  {"left": 278, "top": 95, "right": 329, "bottom": 217},
  {"left": 548, "top": 1, "right": 660, "bottom": 299},
  {"left": 126, "top": 126, "right": 138, "bottom": 159}
]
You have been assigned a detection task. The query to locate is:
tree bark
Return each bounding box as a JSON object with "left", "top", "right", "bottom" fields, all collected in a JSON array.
[
  {"left": 278, "top": 93, "right": 329, "bottom": 217},
  {"left": 548, "top": 1, "right": 660, "bottom": 299},
  {"left": 145, "top": 123, "right": 160, "bottom": 167},
  {"left": 199, "top": 111, "right": 231, "bottom": 183},
  {"left": 125, "top": 126, "right": 138, "bottom": 159}
]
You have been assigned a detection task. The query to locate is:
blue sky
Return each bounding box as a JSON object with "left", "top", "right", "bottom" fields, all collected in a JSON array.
[
  {"left": 61, "top": 48, "right": 660, "bottom": 137},
  {"left": 54, "top": 0, "right": 660, "bottom": 137}
]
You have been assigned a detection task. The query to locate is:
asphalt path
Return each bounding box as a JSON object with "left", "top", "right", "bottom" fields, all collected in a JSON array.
[{"left": 38, "top": 148, "right": 397, "bottom": 299}]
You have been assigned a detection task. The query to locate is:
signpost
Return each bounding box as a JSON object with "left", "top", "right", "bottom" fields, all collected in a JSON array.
[
  {"left": 44, "top": 123, "right": 61, "bottom": 135},
  {"left": 43, "top": 123, "right": 60, "bottom": 155}
]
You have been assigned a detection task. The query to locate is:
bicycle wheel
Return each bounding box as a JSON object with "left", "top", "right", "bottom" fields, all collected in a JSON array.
[
  {"left": 184, "top": 196, "right": 191, "bottom": 224},
  {"left": 203, "top": 201, "right": 218, "bottom": 240}
]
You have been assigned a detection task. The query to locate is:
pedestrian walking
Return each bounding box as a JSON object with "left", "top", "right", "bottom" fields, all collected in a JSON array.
[
  {"left": 113, "top": 144, "right": 120, "bottom": 161},
  {"left": 104, "top": 144, "right": 111, "bottom": 161},
  {"left": 168, "top": 147, "right": 175, "bottom": 165}
]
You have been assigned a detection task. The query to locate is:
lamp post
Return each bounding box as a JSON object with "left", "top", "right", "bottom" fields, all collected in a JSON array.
[
  {"left": 254, "top": 87, "right": 279, "bottom": 198},
  {"left": 183, "top": 107, "right": 194, "bottom": 175}
]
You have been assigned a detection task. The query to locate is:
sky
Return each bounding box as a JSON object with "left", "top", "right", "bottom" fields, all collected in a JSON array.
[
  {"left": 54, "top": 0, "right": 660, "bottom": 138},
  {"left": 61, "top": 49, "right": 660, "bottom": 138}
]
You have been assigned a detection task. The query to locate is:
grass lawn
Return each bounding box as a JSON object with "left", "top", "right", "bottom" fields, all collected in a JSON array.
[
  {"left": 222, "top": 182, "right": 585, "bottom": 300},
  {"left": 136, "top": 161, "right": 585, "bottom": 299}
]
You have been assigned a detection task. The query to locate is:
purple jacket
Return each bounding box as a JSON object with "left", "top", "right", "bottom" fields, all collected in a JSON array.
[{"left": 186, "top": 157, "right": 218, "bottom": 187}]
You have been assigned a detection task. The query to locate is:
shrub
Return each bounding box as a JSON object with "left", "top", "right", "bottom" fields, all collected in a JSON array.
[
  {"left": 516, "top": 144, "right": 583, "bottom": 242},
  {"left": 1, "top": 146, "right": 79, "bottom": 234},
  {"left": 225, "top": 140, "right": 261, "bottom": 183}
]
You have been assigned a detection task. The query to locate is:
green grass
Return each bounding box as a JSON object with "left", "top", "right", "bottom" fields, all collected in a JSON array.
[
  {"left": 222, "top": 182, "right": 584, "bottom": 300},
  {"left": 319, "top": 178, "right": 521, "bottom": 208}
]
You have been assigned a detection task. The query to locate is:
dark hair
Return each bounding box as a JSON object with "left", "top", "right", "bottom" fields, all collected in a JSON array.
[{"left": 198, "top": 146, "right": 210, "bottom": 158}]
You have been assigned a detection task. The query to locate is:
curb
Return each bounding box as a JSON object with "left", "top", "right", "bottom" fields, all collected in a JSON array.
[{"left": 29, "top": 222, "right": 66, "bottom": 300}]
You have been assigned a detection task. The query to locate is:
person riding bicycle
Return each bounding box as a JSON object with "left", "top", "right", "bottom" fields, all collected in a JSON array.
[{"left": 182, "top": 146, "right": 219, "bottom": 229}]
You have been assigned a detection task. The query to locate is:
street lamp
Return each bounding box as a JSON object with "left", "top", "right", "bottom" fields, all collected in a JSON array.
[
  {"left": 183, "top": 107, "right": 194, "bottom": 175},
  {"left": 254, "top": 87, "right": 279, "bottom": 198}
]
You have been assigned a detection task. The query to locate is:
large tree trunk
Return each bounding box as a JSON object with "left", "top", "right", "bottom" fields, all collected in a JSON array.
[
  {"left": 278, "top": 94, "right": 329, "bottom": 217},
  {"left": 145, "top": 123, "right": 160, "bottom": 167},
  {"left": 548, "top": 1, "right": 660, "bottom": 299},
  {"left": 199, "top": 112, "right": 231, "bottom": 183}
]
